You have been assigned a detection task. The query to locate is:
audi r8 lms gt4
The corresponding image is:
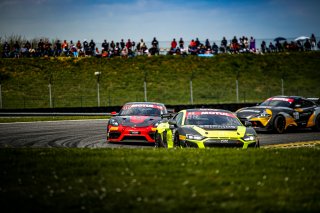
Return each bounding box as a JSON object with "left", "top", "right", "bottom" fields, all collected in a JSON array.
[
  {"left": 236, "top": 96, "right": 320, "bottom": 134},
  {"left": 155, "top": 109, "right": 259, "bottom": 149},
  {"left": 107, "top": 102, "right": 168, "bottom": 143}
]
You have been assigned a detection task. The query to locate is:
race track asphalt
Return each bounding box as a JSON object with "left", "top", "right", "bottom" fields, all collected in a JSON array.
[{"left": 0, "top": 119, "right": 320, "bottom": 148}]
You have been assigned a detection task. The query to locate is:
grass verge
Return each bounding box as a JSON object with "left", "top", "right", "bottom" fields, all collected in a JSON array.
[
  {"left": 0, "top": 148, "right": 319, "bottom": 213},
  {"left": 1, "top": 52, "right": 320, "bottom": 108}
]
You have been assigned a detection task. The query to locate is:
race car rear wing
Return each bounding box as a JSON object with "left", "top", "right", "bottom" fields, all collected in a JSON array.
[{"left": 307, "top": 98, "right": 320, "bottom": 105}]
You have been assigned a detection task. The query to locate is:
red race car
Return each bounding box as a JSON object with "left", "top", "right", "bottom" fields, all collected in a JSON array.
[{"left": 107, "top": 102, "right": 168, "bottom": 143}]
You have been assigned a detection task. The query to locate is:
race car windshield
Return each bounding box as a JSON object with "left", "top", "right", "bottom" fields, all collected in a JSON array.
[
  {"left": 119, "top": 105, "right": 163, "bottom": 116},
  {"left": 260, "top": 99, "right": 293, "bottom": 108},
  {"left": 185, "top": 114, "right": 242, "bottom": 126}
]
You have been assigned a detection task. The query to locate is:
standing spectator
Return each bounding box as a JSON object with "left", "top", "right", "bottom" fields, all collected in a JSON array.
[
  {"left": 44, "top": 40, "right": 52, "bottom": 56},
  {"left": 55, "top": 40, "right": 62, "bottom": 56},
  {"left": 24, "top": 41, "right": 31, "bottom": 50},
  {"left": 140, "top": 39, "right": 147, "bottom": 53},
  {"left": 132, "top": 40, "right": 136, "bottom": 50},
  {"left": 76, "top": 40, "right": 82, "bottom": 49},
  {"left": 249, "top": 36, "right": 256, "bottom": 52},
  {"left": 269, "top": 42, "right": 276, "bottom": 52},
  {"left": 195, "top": 38, "right": 200, "bottom": 47},
  {"left": 120, "top": 39, "right": 125, "bottom": 50},
  {"left": 76, "top": 40, "right": 84, "bottom": 57},
  {"left": 13, "top": 41, "right": 21, "bottom": 58},
  {"left": 89, "top": 39, "right": 96, "bottom": 55},
  {"left": 38, "top": 39, "right": 44, "bottom": 56},
  {"left": 310, "top": 33, "right": 316, "bottom": 50},
  {"left": 102, "top": 39, "right": 109, "bottom": 51},
  {"left": 2, "top": 41, "right": 10, "bottom": 57},
  {"left": 126, "top": 39, "right": 133, "bottom": 50},
  {"left": 275, "top": 41, "right": 283, "bottom": 52},
  {"left": 23, "top": 41, "right": 31, "bottom": 57},
  {"left": 205, "top": 39, "right": 211, "bottom": 49},
  {"left": 220, "top": 37, "right": 227, "bottom": 53},
  {"left": 110, "top": 40, "right": 115, "bottom": 50},
  {"left": 114, "top": 42, "right": 121, "bottom": 56},
  {"left": 62, "top": 40, "right": 69, "bottom": 56},
  {"left": 83, "top": 39, "right": 89, "bottom": 55},
  {"left": 171, "top": 38, "right": 177, "bottom": 49},
  {"left": 231, "top": 36, "right": 239, "bottom": 53},
  {"left": 188, "top": 39, "right": 197, "bottom": 55},
  {"left": 179, "top": 38, "right": 184, "bottom": 49},
  {"left": 152, "top": 37, "right": 159, "bottom": 49},
  {"left": 261, "top": 40, "right": 266, "bottom": 53}
]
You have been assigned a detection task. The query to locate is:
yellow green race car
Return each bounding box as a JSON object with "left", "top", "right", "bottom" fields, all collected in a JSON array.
[{"left": 155, "top": 108, "right": 259, "bottom": 149}]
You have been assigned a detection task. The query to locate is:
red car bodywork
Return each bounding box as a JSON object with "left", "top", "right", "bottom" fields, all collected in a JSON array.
[{"left": 107, "top": 102, "right": 167, "bottom": 143}]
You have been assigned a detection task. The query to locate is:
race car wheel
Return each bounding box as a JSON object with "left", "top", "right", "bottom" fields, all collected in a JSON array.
[
  {"left": 255, "top": 140, "right": 260, "bottom": 148},
  {"left": 313, "top": 114, "right": 320, "bottom": 131},
  {"left": 274, "top": 115, "right": 286, "bottom": 134},
  {"left": 154, "top": 132, "right": 160, "bottom": 147},
  {"left": 155, "top": 132, "right": 168, "bottom": 148},
  {"left": 174, "top": 132, "right": 180, "bottom": 147}
]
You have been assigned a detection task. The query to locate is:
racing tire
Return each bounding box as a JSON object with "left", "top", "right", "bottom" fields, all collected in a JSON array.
[
  {"left": 273, "top": 115, "right": 286, "bottom": 134},
  {"left": 155, "top": 132, "right": 167, "bottom": 148},
  {"left": 174, "top": 132, "right": 180, "bottom": 147},
  {"left": 255, "top": 140, "right": 260, "bottom": 148},
  {"left": 312, "top": 114, "right": 320, "bottom": 131}
]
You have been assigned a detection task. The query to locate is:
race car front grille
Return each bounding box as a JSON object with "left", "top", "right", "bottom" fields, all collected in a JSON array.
[
  {"left": 204, "top": 139, "right": 243, "bottom": 148},
  {"left": 148, "top": 132, "right": 155, "bottom": 140},
  {"left": 109, "top": 132, "right": 121, "bottom": 139},
  {"left": 122, "top": 136, "right": 148, "bottom": 142}
]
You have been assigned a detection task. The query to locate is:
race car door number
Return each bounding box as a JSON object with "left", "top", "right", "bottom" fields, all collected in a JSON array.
[{"left": 130, "top": 131, "right": 140, "bottom": 134}]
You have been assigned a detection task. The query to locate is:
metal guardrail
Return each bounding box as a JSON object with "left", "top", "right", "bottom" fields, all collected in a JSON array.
[{"left": 0, "top": 112, "right": 112, "bottom": 117}]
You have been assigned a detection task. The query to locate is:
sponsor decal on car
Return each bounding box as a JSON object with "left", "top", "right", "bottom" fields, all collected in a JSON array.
[
  {"left": 197, "top": 125, "right": 238, "bottom": 129},
  {"left": 268, "top": 97, "right": 294, "bottom": 103},
  {"left": 186, "top": 111, "right": 236, "bottom": 117},
  {"left": 122, "top": 104, "right": 163, "bottom": 110}
]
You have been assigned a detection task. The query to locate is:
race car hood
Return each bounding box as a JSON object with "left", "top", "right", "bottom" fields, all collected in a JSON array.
[
  {"left": 236, "top": 106, "right": 290, "bottom": 119},
  {"left": 184, "top": 125, "right": 247, "bottom": 138},
  {"left": 114, "top": 116, "right": 160, "bottom": 127}
]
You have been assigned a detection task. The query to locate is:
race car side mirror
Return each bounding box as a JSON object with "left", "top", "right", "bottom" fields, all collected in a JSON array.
[
  {"left": 244, "top": 121, "right": 252, "bottom": 127},
  {"left": 168, "top": 120, "right": 177, "bottom": 129},
  {"left": 161, "top": 113, "right": 174, "bottom": 119}
]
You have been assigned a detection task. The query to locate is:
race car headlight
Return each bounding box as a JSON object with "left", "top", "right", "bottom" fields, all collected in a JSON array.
[
  {"left": 259, "top": 109, "right": 272, "bottom": 118},
  {"left": 109, "top": 119, "right": 119, "bottom": 127},
  {"left": 186, "top": 134, "right": 205, "bottom": 141},
  {"left": 153, "top": 121, "right": 161, "bottom": 127},
  {"left": 243, "top": 135, "right": 256, "bottom": 141}
]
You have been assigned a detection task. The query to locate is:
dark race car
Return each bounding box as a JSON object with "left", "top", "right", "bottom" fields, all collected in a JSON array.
[
  {"left": 236, "top": 96, "right": 320, "bottom": 133},
  {"left": 155, "top": 108, "right": 259, "bottom": 149},
  {"left": 107, "top": 102, "right": 168, "bottom": 143}
]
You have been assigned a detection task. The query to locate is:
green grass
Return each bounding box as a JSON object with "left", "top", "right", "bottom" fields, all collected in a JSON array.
[
  {"left": 1, "top": 52, "right": 320, "bottom": 109},
  {"left": 0, "top": 148, "right": 319, "bottom": 212},
  {"left": 0, "top": 116, "right": 109, "bottom": 123}
]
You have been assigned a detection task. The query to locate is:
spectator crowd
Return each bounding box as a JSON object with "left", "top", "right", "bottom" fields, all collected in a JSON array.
[{"left": 1, "top": 34, "right": 319, "bottom": 58}]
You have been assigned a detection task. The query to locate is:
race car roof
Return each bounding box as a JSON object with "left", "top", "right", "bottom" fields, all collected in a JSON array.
[
  {"left": 124, "top": 102, "right": 166, "bottom": 106},
  {"left": 184, "top": 108, "right": 234, "bottom": 113}
]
